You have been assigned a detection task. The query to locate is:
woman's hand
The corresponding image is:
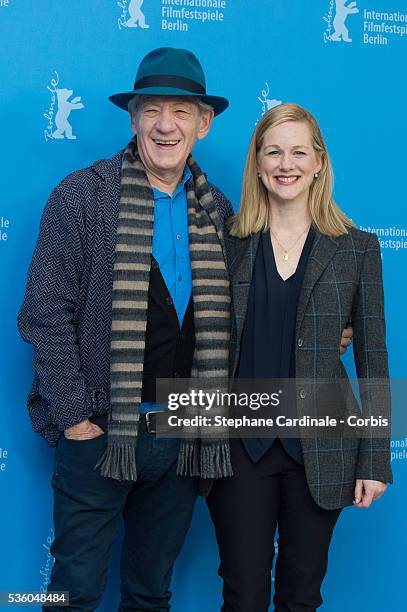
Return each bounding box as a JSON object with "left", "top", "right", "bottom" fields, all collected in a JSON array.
[
  {"left": 340, "top": 323, "right": 353, "bottom": 355},
  {"left": 353, "top": 479, "right": 387, "bottom": 508}
]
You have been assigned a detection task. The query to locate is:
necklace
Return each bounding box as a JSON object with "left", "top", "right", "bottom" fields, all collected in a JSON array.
[{"left": 269, "top": 225, "right": 310, "bottom": 261}]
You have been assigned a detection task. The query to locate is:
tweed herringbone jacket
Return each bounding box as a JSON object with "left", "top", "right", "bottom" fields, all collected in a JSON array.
[
  {"left": 226, "top": 227, "right": 393, "bottom": 510},
  {"left": 18, "top": 151, "right": 233, "bottom": 446}
]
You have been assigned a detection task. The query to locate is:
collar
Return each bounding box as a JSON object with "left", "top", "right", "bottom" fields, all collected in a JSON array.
[
  {"left": 91, "top": 150, "right": 124, "bottom": 180},
  {"left": 153, "top": 165, "right": 192, "bottom": 200}
]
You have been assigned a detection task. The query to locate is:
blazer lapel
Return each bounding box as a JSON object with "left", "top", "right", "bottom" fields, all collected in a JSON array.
[
  {"left": 92, "top": 152, "right": 123, "bottom": 269},
  {"left": 296, "top": 231, "right": 340, "bottom": 331},
  {"left": 230, "top": 231, "right": 261, "bottom": 377},
  {"left": 228, "top": 231, "right": 260, "bottom": 277}
]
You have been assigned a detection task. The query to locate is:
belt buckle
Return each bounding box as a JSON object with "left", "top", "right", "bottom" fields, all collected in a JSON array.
[{"left": 145, "top": 411, "right": 156, "bottom": 434}]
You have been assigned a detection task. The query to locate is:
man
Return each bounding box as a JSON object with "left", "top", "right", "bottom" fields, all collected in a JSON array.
[
  {"left": 18, "top": 47, "right": 353, "bottom": 611},
  {"left": 18, "top": 47, "right": 232, "bottom": 611}
]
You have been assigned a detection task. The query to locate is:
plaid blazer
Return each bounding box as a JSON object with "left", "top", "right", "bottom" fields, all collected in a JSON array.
[{"left": 226, "top": 227, "right": 393, "bottom": 510}]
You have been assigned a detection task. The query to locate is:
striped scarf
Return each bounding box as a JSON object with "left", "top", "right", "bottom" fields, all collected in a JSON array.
[{"left": 97, "top": 138, "right": 232, "bottom": 481}]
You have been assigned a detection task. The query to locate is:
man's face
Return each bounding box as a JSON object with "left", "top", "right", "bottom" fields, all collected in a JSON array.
[{"left": 130, "top": 96, "right": 214, "bottom": 182}]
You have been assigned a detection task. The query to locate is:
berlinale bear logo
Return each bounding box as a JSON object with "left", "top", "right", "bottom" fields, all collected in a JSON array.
[
  {"left": 331, "top": 0, "right": 359, "bottom": 42},
  {"left": 118, "top": 0, "right": 150, "bottom": 30},
  {"left": 323, "top": 0, "right": 359, "bottom": 43},
  {"left": 43, "top": 71, "right": 85, "bottom": 142},
  {"left": 52, "top": 89, "right": 84, "bottom": 140}
]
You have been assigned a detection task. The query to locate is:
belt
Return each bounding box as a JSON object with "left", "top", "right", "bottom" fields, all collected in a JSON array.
[{"left": 138, "top": 410, "right": 170, "bottom": 434}]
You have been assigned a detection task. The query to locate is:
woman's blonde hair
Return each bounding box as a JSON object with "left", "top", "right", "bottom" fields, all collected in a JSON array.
[{"left": 229, "top": 103, "right": 354, "bottom": 238}]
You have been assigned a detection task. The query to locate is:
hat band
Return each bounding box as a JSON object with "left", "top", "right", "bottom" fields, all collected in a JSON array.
[{"left": 134, "top": 74, "right": 206, "bottom": 95}]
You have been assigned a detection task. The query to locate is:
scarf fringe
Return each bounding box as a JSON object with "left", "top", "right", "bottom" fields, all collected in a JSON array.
[
  {"left": 96, "top": 443, "right": 138, "bottom": 482},
  {"left": 177, "top": 441, "right": 233, "bottom": 479}
]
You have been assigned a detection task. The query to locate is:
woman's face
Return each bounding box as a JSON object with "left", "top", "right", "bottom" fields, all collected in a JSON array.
[{"left": 257, "top": 121, "right": 322, "bottom": 206}]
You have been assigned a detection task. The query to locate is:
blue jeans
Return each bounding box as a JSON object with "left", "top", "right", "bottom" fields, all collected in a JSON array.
[{"left": 46, "top": 432, "right": 197, "bottom": 611}]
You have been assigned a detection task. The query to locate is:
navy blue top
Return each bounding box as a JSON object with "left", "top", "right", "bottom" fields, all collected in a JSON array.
[{"left": 238, "top": 228, "right": 315, "bottom": 463}]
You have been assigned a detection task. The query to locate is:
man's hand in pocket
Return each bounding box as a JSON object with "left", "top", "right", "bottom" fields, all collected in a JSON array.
[{"left": 64, "top": 418, "right": 104, "bottom": 440}]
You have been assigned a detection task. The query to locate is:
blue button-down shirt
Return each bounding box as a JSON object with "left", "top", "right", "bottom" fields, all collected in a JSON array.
[
  {"left": 140, "top": 166, "right": 192, "bottom": 414},
  {"left": 151, "top": 166, "right": 192, "bottom": 324}
]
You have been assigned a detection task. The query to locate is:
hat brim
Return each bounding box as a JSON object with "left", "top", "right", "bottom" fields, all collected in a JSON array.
[{"left": 109, "top": 86, "right": 229, "bottom": 116}]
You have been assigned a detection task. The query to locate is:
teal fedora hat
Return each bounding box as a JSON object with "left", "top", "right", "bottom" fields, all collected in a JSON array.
[{"left": 109, "top": 47, "right": 229, "bottom": 116}]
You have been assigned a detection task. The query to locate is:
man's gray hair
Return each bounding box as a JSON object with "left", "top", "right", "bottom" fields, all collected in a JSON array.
[{"left": 128, "top": 95, "right": 213, "bottom": 116}]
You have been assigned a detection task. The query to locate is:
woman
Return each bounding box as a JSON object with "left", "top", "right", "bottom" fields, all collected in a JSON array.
[{"left": 206, "top": 103, "right": 392, "bottom": 612}]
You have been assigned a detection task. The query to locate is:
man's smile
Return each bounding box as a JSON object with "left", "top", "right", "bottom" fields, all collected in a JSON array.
[{"left": 152, "top": 138, "right": 181, "bottom": 148}]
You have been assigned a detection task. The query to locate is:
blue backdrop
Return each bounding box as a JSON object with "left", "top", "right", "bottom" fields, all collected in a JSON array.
[{"left": 0, "top": 1, "right": 406, "bottom": 610}]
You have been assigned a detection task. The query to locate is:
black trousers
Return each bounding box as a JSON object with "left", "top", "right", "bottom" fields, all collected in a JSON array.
[{"left": 207, "top": 439, "right": 341, "bottom": 612}]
